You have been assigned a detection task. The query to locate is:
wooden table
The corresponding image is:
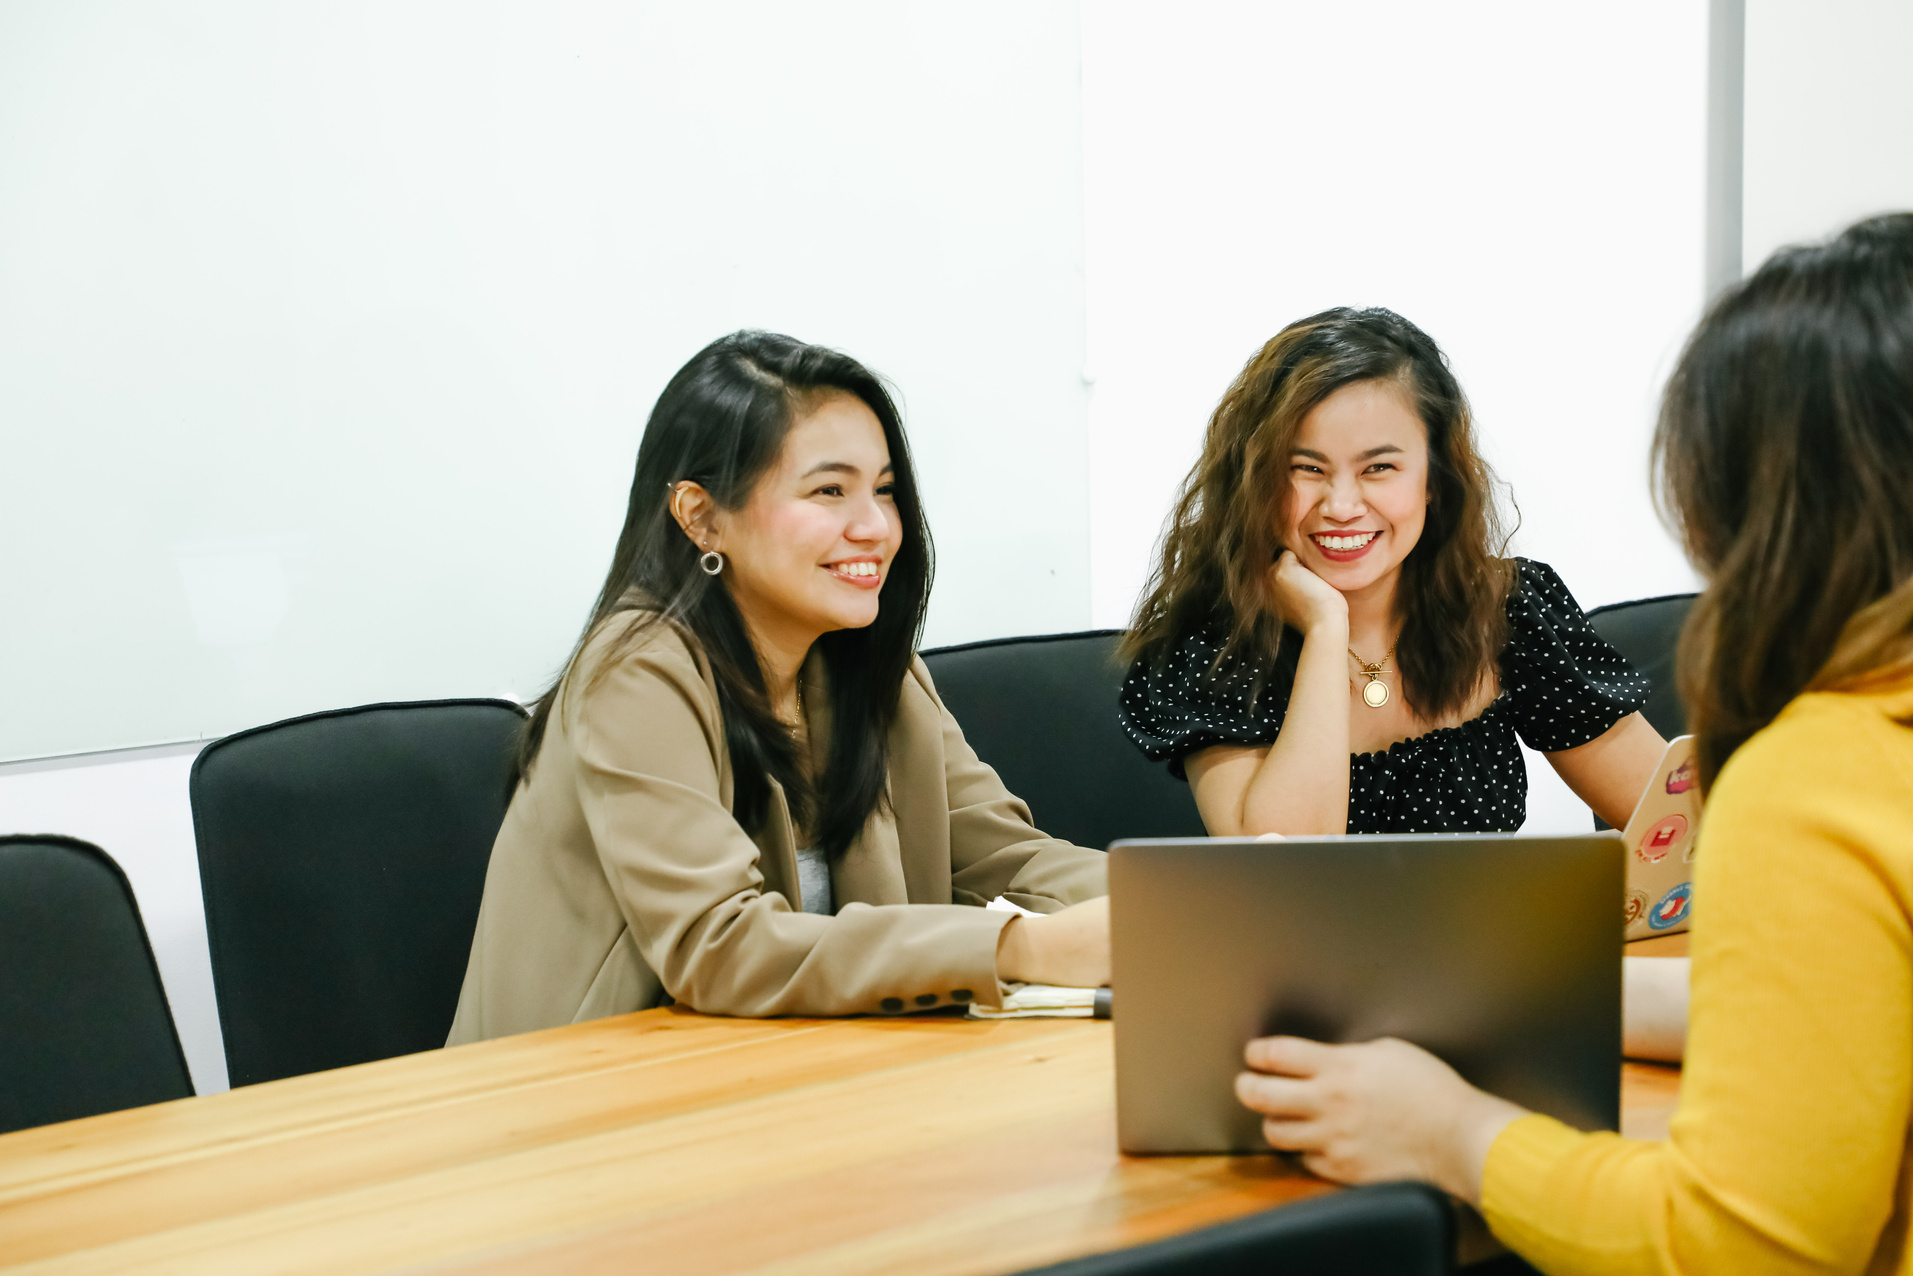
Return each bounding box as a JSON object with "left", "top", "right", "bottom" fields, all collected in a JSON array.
[{"left": 0, "top": 999, "right": 1681, "bottom": 1276}]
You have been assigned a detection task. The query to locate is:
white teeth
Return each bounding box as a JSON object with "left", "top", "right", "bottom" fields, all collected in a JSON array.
[
  {"left": 833, "top": 561, "right": 878, "bottom": 577},
  {"left": 1316, "top": 533, "right": 1377, "bottom": 551}
]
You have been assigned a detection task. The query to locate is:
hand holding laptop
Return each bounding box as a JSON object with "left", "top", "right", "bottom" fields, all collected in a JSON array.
[{"left": 1235, "top": 1034, "right": 1525, "bottom": 1207}]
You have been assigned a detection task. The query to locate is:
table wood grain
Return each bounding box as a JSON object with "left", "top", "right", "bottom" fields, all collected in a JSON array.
[
  {"left": 0, "top": 1008, "right": 1680, "bottom": 1276},
  {"left": 1626, "top": 932, "right": 1689, "bottom": 958}
]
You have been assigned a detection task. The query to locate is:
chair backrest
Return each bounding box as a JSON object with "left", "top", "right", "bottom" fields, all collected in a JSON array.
[
  {"left": 0, "top": 835, "right": 194, "bottom": 1133},
  {"left": 921, "top": 631, "right": 1206, "bottom": 852},
  {"left": 1585, "top": 593, "right": 1698, "bottom": 740},
  {"left": 190, "top": 698, "right": 526, "bottom": 1086},
  {"left": 1017, "top": 1181, "right": 1452, "bottom": 1275}
]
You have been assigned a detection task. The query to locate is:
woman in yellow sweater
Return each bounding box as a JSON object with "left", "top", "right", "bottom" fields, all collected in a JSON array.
[{"left": 1235, "top": 211, "right": 1913, "bottom": 1273}]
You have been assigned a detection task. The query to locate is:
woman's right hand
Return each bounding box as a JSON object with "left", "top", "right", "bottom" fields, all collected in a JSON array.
[
  {"left": 995, "top": 896, "right": 1109, "bottom": 988},
  {"left": 1270, "top": 550, "right": 1349, "bottom": 637},
  {"left": 1235, "top": 1034, "right": 1524, "bottom": 1205}
]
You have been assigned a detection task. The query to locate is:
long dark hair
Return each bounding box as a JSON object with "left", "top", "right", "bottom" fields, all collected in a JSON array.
[
  {"left": 1123, "top": 307, "right": 1513, "bottom": 721},
  {"left": 519, "top": 330, "right": 934, "bottom": 857},
  {"left": 1656, "top": 212, "right": 1913, "bottom": 787}
]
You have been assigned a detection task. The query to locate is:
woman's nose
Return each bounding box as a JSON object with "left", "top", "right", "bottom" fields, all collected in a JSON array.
[
  {"left": 844, "top": 494, "right": 893, "bottom": 544},
  {"left": 1323, "top": 475, "right": 1366, "bottom": 520}
]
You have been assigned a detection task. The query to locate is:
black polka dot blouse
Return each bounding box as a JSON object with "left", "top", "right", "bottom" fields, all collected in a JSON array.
[{"left": 1117, "top": 558, "right": 1651, "bottom": 834}]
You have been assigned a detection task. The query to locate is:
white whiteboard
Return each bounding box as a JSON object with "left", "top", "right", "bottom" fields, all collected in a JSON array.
[
  {"left": 1744, "top": 0, "right": 1913, "bottom": 269},
  {"left": 0, "top": 1, "right": 1092, "bottom": 760}
]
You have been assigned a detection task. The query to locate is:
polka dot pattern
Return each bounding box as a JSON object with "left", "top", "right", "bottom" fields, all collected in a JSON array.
[{"left": 1117, "top": 558, "right": 1652, "bottom": 834}]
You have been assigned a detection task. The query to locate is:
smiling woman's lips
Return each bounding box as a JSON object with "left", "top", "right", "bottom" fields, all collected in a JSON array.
[
  {"left": 825, "top": 561, "right": 884, "bottom": 589},
  {"left": 1309, "top": 531, "right": 1379, "bottom": 563}
]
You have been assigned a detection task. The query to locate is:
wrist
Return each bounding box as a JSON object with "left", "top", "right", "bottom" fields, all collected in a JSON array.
[
  {"left": 1301, "top": 614, "right": 1350, "bottom": 644},
  {"left": 995, "top": 915, "right": 1034, "bottom": 983},
  {"left": 1440, "top": 1091, "right": 1524, "bottom": 1206}
]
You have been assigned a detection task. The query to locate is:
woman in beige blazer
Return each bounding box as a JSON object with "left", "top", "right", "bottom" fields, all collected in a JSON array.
[{"left": 448, "top": 332, "right": 1108, "bottom": 1041}]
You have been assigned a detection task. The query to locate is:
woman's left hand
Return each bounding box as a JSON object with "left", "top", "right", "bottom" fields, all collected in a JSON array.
[{"left": 1234, "top": 1035, "right": 1527, "bottom": 1205}]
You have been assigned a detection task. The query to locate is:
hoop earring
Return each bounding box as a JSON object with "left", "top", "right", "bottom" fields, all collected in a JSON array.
[{"left": 699, "top": 550, "right": 725, "bottom": 576}]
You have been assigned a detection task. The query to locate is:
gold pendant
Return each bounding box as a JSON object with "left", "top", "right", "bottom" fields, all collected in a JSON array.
[{"left": 1348, "top": 645, "right": 1396, "bottom": 710}]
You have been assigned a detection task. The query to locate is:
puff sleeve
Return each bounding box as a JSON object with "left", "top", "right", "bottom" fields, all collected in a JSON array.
[
  {"left": 1502, "top": 559, "right": 1651, "bottom": 752},
  {"left": 1118, "top": 624, "right": 1300, "bottom": 780}
]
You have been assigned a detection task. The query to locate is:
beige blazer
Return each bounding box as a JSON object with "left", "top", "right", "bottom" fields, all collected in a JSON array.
[{"left": 447, "top": 615, "right": 1107, "bottom": 1041}]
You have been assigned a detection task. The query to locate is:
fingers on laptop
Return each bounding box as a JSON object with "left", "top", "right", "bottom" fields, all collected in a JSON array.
[
  {"left": 1243, "top": 1034, "right": 1333, "bottom": 1075},
  {"left": 1233, "top": 1070, "right": 1322, "bottom": 1119}
]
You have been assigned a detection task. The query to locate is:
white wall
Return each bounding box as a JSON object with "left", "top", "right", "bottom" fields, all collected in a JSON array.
[
  {"left": 0, "top": 0, "right": 1090, "bottom": 763},
  {"left": 1080, "top": 1, "right": 1710, "bottom": 634},
  {"left": 1743, "top": 0, "right": 1913, "bottom": 269}
]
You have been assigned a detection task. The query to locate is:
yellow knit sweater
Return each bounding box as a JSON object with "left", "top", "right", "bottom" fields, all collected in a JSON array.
[{"left": 1482, "top": 678, "right": 1913, "bottom": 1274}]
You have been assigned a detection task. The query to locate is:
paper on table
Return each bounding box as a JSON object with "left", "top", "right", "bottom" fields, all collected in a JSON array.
[{"left": 967, "top": 983, "right": 1097, "bottom": 1020}]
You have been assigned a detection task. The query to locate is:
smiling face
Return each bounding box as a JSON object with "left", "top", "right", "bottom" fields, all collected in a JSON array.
[
  {"left": 1282, "top": 379, "right": 1431, "bottom": 600},
  {"left": 710, "top": 392, "right": 903, "bottom": 655}
]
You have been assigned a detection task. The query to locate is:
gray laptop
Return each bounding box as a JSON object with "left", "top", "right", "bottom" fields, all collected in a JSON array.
[{"left": 1109, "top": 833, "right": 1624, "bottom": 1154}]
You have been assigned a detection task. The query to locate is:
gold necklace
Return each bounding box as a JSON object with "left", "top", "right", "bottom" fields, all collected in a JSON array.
[{"left": 1348, "top": 646, "right": 1396, "bottom": 708}]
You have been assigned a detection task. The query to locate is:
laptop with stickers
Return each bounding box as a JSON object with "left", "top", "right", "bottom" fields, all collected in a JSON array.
[{"left": 1620, "top": 735, "right": 1702, "bottom": 941}]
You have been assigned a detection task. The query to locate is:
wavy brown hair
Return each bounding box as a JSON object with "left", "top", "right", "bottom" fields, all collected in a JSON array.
[
  {"left": 1655, "top": 212, "right": 1913, "bottom": 788},
  {"left": 1123, "top": 307, "right": 1513, "bottom": 721}
]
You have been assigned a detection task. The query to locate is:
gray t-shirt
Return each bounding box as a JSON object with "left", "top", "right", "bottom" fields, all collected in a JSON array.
[{"left": 795, "top": 846, "right": 834, "bottom": 916}]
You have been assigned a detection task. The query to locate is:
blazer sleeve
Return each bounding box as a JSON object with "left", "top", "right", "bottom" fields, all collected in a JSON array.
[
  {"left": 568, "top": 632, "right": 1015, "bottom": 1016},
  {"left": 905, "top": 659, "right": 1110, "bottom": 914}
]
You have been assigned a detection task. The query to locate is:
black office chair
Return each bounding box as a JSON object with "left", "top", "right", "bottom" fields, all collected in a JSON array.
[
  {"left": 922, "top": 630, "right": 1207, "bottom": 852},
  {"left": 1017, "top": 1182, "right": 1452, "bottom": 1275},
  {"left": 1585, "top": 593, "right": 1697, "bottom": 741},
  {"left": 0, "top": 835, "right": 194, "bottom": 1133},
  {"left": 190, "top": 698, "right": 526, "bottom": 1087}
]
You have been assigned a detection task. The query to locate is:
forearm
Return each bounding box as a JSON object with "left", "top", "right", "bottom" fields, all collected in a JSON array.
[
  {"left": 952, "top": 836, "right": 1108, "bottom": 908},
  {"left": 1238, "top": 623, "right": 1351, "bottom": 835},
  {"left": 1622, "top": 956, "right": 1688, "bottom": 1062},
  {"left": 658, "top": 897, "right": 1014, "bottom": 1015},
  {"left": 1547, "top": 713, "right": 1666, "bottom": 829}
]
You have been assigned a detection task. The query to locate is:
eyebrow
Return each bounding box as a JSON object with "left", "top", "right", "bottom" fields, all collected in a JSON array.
[
  {"left": 1291, "top": 445, "right": 1405, "bottom": 462},
  {"left": 800, "top": 461, "right": 895, "bottom": 479}
]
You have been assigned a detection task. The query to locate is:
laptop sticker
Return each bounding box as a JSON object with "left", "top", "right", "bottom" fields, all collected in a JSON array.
[
  {"left": 1624, "top": 889, "right": 1649, "bottom": 928},
  {"left": 1666, "top": 759, "right": 1696, "bottom": 794},
  {"left": 1637, "top": 814, "right": 1689, "bottom": 863},
  {"left": 1648, "top": 882, "right": 1693, "bottom": 931}
]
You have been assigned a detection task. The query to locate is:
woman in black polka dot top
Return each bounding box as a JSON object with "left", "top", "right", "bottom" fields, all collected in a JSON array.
[{"left": 1118, "top": 308, "right": 1665, "bottom": 836}]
